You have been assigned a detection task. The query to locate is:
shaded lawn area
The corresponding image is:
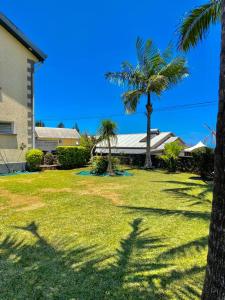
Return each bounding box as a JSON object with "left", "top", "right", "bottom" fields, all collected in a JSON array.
[{"left": 0, "top": 168, "right": 212, "bottom": 299}]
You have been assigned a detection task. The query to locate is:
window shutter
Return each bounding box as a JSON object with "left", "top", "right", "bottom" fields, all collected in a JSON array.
[{"left": 0, "top": 122, "right": 13, "bottom": 134}]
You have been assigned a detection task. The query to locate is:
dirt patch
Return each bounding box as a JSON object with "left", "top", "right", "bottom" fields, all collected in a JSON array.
[
  {"left": 78, "top": 182, "right": 127, "bottom": 205},
  {"left": 40, "top": 185, "right": 124, "bottom": 205},
  {"left": 0, "top": 189, "right": 44, "bottom": 211}
]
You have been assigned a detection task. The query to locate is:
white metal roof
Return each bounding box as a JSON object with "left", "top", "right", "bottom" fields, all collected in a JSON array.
[
  {"left": 35, "top": 127, "right": 80, "bottom": 139},
  {"left": 96, "top": 132, "right": 172, "bottom": 149},
  {"left": 156, "top": 137, "right": 185, "bottom": 151},
  {"left": 184, "top": 141, "right": 207, "bottom": 152}
]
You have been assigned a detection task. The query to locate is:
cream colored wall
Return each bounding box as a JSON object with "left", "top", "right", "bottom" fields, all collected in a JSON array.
[
  {"left": 0, "top": 25, "right": 37, "bottom": 163},
  {"left": 61, "top": 138, "right": 80, "bottom": 146}
]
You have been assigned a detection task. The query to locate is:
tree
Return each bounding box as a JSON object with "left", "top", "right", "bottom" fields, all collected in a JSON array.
[
  {"left": 80, "top": 133, "right": 97, "bottom": 158},
  {"left": 161, "top": 141, "right": 183, "bottom": 172},
  {"left": 35, "top": 120, "right": 45, "bottom": 127},
  {"left": 57, "top": 122, "right": 65, "bottom": 128},
  {"left": 178, "top": 1, "right": 225, "bottom": 298},
  {"left": 72, "top": 122, "right": 80, "bottom": 133},
  {"left": 98, "top": 120, "right": 117, "bottom": 175},
  {"left": 106, "top": 38, "right": 188, "bottom": 169}
]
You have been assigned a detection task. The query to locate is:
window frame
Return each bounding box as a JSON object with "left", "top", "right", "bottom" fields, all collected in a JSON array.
[{"left": 0, "top": 121, "right": 16, "bottom": 135}]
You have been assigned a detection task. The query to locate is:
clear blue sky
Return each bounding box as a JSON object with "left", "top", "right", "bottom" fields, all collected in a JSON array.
[{"left": 1, "top": 0, "right": 220, "bottom": 145}]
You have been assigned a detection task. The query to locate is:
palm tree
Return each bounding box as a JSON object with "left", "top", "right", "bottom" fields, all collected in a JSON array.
[
  {"left": 98, "top": 120, "right": 117, "bottom": 175},
  {"left": 105, "top": 38, "right": 188, "bottom": 169},
  {"left": 178, "top": 1, "right": 225, "bottom": 298}
]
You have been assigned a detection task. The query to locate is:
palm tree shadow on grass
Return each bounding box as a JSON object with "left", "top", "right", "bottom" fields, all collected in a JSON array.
[
  {"left": 0, "top": 219, "right": 207, "bottom": 299},
  {"left": 151, "top": 180, "right": 213, "bottom": 207},
  {"left": 0, "top": 219, "right": 174, "bottom": 299},
  {"left": 121, "top": 206, "right": 210, "bottom": 221}
]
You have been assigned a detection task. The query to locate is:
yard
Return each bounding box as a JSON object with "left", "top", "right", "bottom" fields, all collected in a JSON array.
[{"left": 0, "top": 168, "right": 211, "bottom": 299}]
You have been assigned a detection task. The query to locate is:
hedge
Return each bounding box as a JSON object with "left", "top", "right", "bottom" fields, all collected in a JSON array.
[{"left": 56, "top": 146, "right": 89, "bottom": 169}]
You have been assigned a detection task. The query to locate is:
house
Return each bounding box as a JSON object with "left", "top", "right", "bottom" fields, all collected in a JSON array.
[
  {"left": 0, "top": 13, "right": 46, "bottom": 173},
  {"left": 35, "top": 127, "right": 80, "bottom": 152},
  {"left": 95, "top": 129, "right": 206, "bottom": 164},
  {"left": 182, "top": 141, "right": 207, "bottom": 157},
  {"left": 95, "top": 130, "right": 186, "bottom": 156}
]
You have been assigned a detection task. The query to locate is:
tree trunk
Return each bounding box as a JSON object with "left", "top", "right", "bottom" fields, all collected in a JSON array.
[
  {"left": 107, "top": 137, "right": 114, "bottom": 175},
  {"left": 202, "top": 1, "right": 225, "bottom": 298},
  {"left": 144, "top": 93, "right": 153, "bottom": 169}
]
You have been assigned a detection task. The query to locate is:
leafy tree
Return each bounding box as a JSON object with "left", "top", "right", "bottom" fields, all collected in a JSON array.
[
  {"left": 98, "top": 120, "right": 117, "bottom": 175},
  {"left": 80, "top": 133, "right": 97, "bottom": 158},
  {"left": 72, "top": 122, "right": 80, "bottom": 133},
  {"left": 35, "top": 120, "right": 45, "bottom": 127},
  {"left": 161, "top": 141, "right": 183, "bottom": 172},
  {"left": 178, "top": 1, "right": 225, "bottom": 298},
  {"left": 106, "top": 38, "right": 188, "bottom": 169},
  {"left": 57, "top": 122, "right": 65, "bottom": 128}
]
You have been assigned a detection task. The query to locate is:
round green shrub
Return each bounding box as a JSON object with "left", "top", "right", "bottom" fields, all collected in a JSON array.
[
  {"left": 91, "top": 156, "right": 120, "bottom": 175},
  {"left": 25, "top": 149, "right": 43, "bottom": 171},
  {"left": 91, "top": 156, "right": 108, "bottom": 174}
]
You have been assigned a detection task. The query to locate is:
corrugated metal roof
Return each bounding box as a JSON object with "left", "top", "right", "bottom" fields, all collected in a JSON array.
[
  {"left": 96, "top": 132, "right": 172, "bottom": 149},
  {"left": 35, "top": 127, "right": 80, "bottom": 139},
  {"left": 156, "top": 137, "right": 180, "bottom": 151}
]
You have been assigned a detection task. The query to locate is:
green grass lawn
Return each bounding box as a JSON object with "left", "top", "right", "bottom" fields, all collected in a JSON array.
[{"left": 0, "top": 168, "right": 212, "bottom": 299}]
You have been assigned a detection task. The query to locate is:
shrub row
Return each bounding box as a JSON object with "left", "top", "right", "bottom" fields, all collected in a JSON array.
[
  {"left": 26, "top": 146, "right": 89, "bottom": 171},
  {"left": 56, "top": 146, "right": 89, "bottom": 169}
]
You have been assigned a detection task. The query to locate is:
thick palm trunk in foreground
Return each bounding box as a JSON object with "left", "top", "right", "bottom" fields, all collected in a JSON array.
[
  {"left": 202, "top": 1, "right": 225, "bottom": 298},
  {"left": 144, "top": 93, "right": 153, "bottom": 169}
]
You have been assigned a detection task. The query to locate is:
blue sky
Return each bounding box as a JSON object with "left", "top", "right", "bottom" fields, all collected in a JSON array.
[{"left": 1, "top": 0, "right": 220, "bottom": 145}]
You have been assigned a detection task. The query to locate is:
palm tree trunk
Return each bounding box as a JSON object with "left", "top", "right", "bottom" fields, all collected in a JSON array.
[
  {"left": 144, "top": 93, "right": 153, "bottom": 169},
  {"left": 202, "top": 1, "right": 225, "bottom": 298},
  {"left": 107, "top": 137, "right": 114, "bottom": 175}
]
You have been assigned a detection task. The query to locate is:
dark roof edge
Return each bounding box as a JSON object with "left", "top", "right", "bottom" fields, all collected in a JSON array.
[{"left": 0, "top": 12, "right": 47, "bottom": 62}]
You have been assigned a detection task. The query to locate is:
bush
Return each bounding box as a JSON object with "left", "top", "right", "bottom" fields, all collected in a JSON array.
[
  {"left": 91, "top": 156, "right": 108, "bottom": 174},
  {"left": 44, "top": 152, "right": 55, "bottom": 165},
  {"left": 56, "top": 146, "right": 89, "bottom": 169},
  {"left": 192, "top": 147, "right": 214, "bottom": 180},
  {"left": 91, "top": 156, "right": 120, "bottom": 175},
  {"left": 25, "top": 149, "right": 43, "bottom": 171},
  {"left": 161, "top": 141, "right": 184, "bottom": 172}
]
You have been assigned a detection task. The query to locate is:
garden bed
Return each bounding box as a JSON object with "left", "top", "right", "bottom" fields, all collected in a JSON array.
[{"left": 77, "top": 170, "right": 133, "bottom": 177}]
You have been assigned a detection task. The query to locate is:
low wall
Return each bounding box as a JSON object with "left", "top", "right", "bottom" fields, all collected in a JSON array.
[{"left": 0, "top": 162, "right": 26, "bottom": 174}]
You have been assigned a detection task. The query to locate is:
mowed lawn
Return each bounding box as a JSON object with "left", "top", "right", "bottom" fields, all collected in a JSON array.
[{"left": 0, "top": 168, "right": 212, "bottom": 299}]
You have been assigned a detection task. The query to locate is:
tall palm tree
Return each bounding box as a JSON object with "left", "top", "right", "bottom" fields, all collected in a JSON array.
[
  {"left": 98, "top": 120, "right": 117, "bottom": 175},
  {"left": 105, "top": 38, "right": 188, "bottom": 169},
  {"left": 178, "top": 1, "right": 225, "bottom": 299}
]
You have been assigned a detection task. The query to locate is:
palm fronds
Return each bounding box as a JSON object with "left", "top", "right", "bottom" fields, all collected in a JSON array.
[
  {"left": 122, "top": 89, "right": 143, "bottom": 113},
  {"left": 106, "top": 37, "right": 188, "bottom": 112},
  {"left": 179, "top": 1, "right": 221, "bottom": 51},
  {"left": 98, "top": 120, "right": 117, "bottom": 142},
  {"left": 159, "top": 57, "right": 189, "bottom": 87}
]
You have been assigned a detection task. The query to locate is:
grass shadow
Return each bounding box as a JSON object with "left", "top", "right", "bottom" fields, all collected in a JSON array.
[
  {"left": 0, "top": 218, "right": 207, "bottom": 299},
  {"left": 121, "top": 206, "right": 210, "bottom": 221}
]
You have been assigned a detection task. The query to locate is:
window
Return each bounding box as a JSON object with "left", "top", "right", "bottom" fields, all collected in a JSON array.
[{"left": 0, "top": 122, "right": 14, "bottom": 134}]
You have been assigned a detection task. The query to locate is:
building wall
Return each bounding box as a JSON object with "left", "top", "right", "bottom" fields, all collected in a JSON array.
[
  {"left": 36, "top": 138, "right": 80, "bottom": 152},
  {"left": 0, "top": 25, "right": 38, "bottom": 167}
]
